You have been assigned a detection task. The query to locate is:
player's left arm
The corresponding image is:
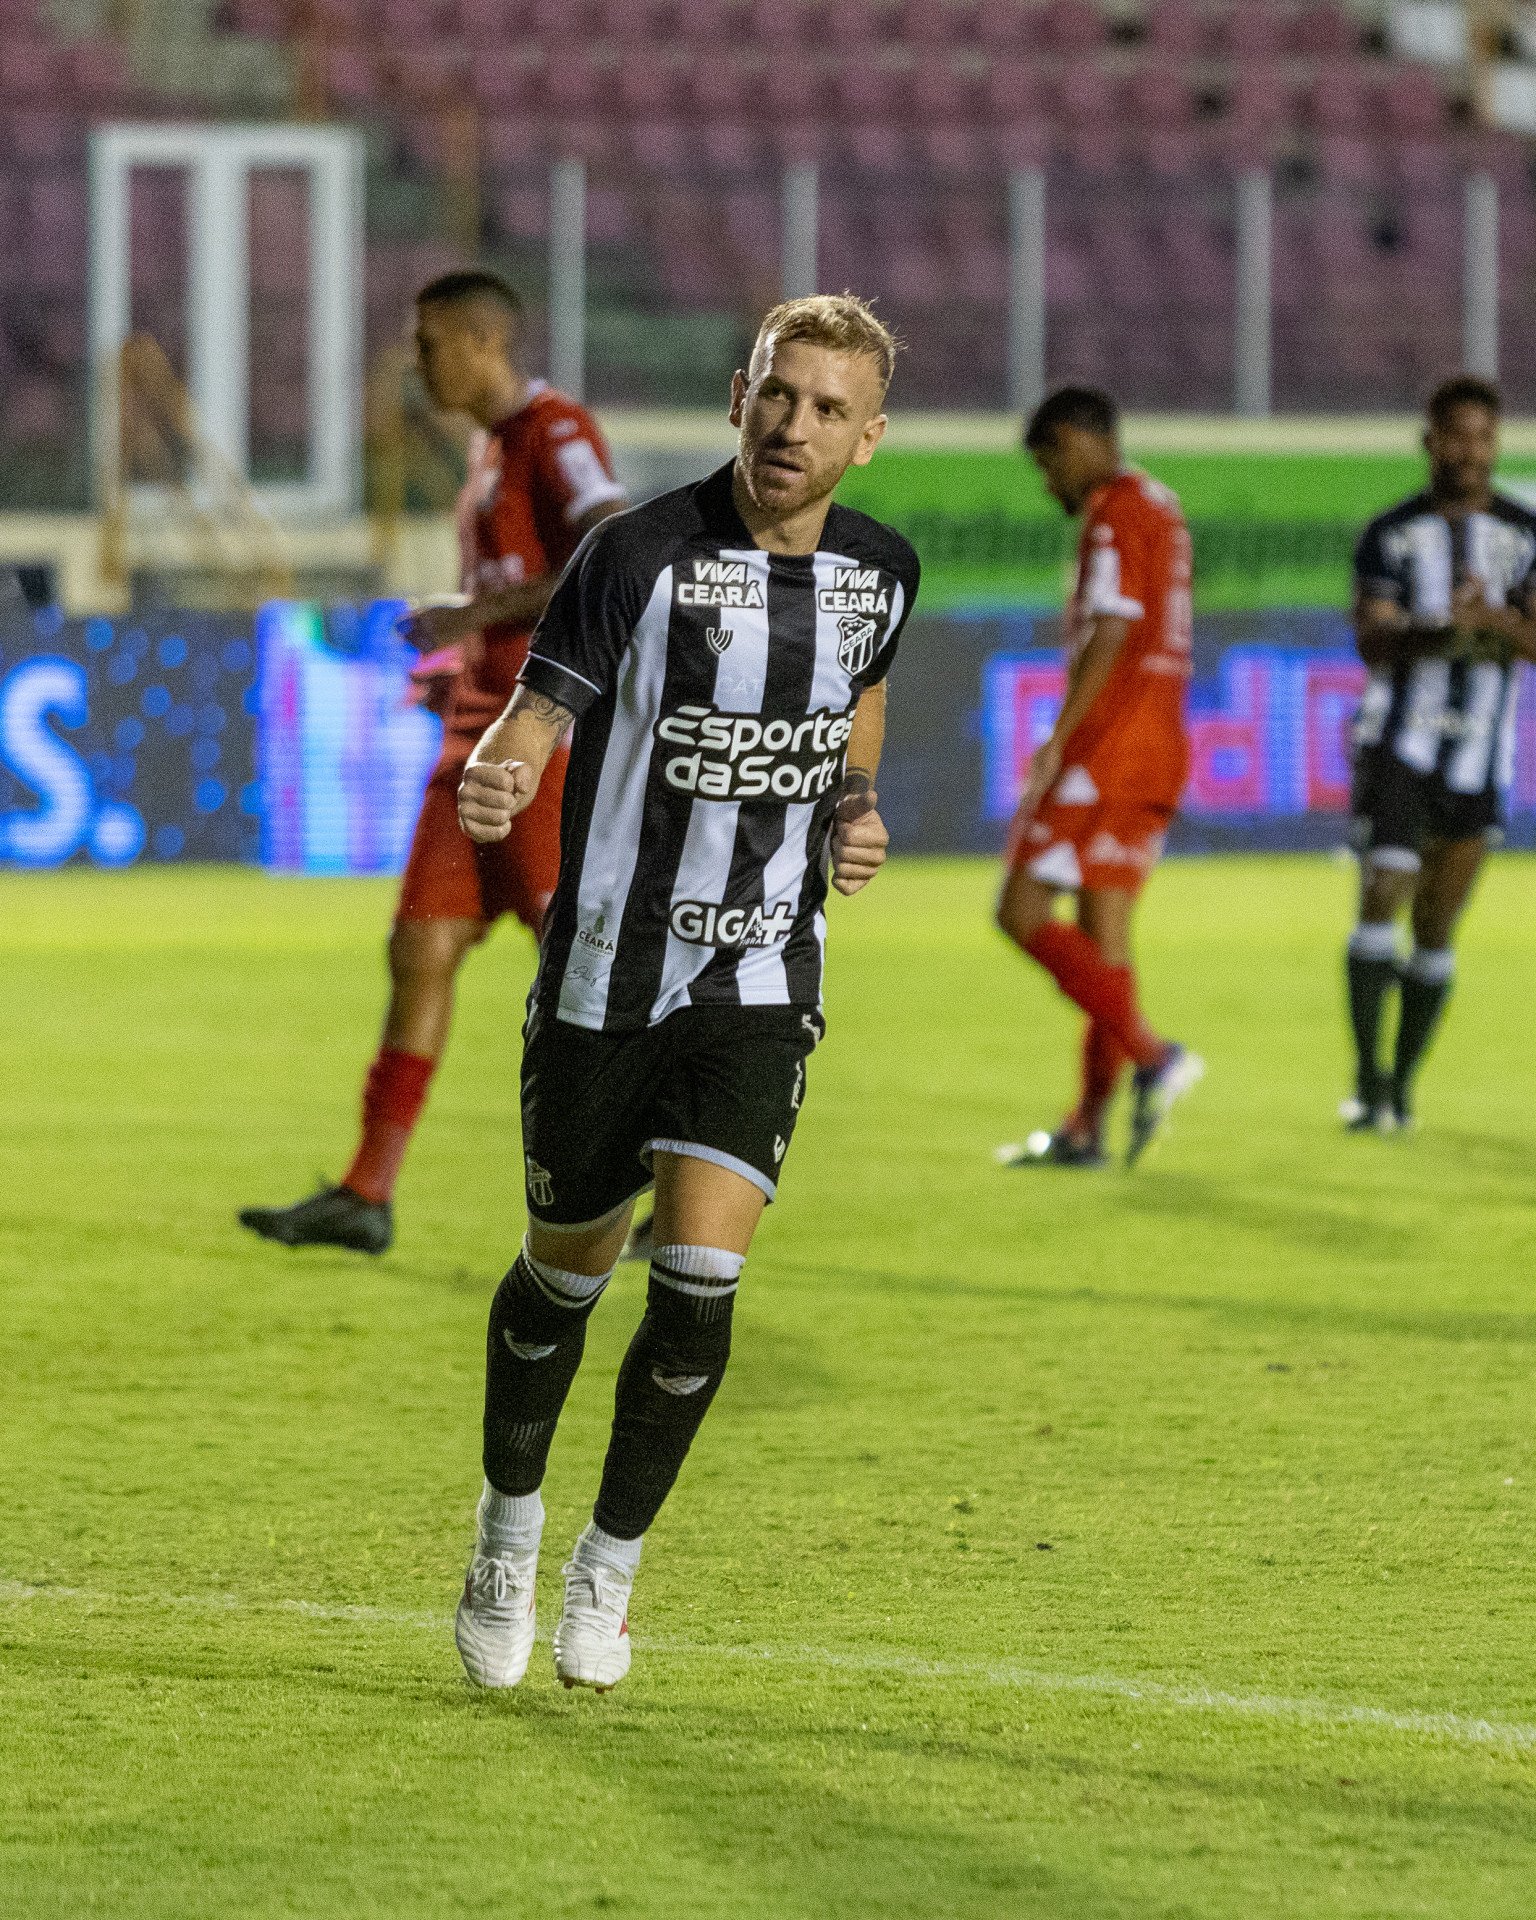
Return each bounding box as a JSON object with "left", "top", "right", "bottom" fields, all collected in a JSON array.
[
  {"left": 402, "top": 499, "right": 628, "bottom": 650},
  {"left": 831, "top": 682, "right": 890, "bottom": 897}
]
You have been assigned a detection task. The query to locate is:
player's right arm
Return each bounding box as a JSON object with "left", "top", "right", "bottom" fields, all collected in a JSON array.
[
  {"left": 458, "top": 511, "right": 654, "bottom": 843},
  {"left": 458, "top": 687, "right": 574, "bottom": 842},
  {"left": 1352, "top": 518, "right": 1456, "bottom": 666},
  {"left": 1352, "top": 592, "right": 1456, "bottom": 667}
]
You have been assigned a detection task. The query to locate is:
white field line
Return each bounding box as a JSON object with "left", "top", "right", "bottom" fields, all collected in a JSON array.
[{"left": 3, "top": 1577, "right": 1533, "bottom": 1755}]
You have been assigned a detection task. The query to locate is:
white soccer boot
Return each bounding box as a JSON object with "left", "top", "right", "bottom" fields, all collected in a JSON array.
[
  {"left": 553, "top": 1555, "right": 633, "bottom": 1692},
  {"left": 455, "top": 1543, "right": 538, "bottom": 1688}
]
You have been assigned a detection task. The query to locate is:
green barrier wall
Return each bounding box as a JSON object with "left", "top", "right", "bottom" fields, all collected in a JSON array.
[{"left": 836, "top": 448, "right": 1536, "bottom": 614}]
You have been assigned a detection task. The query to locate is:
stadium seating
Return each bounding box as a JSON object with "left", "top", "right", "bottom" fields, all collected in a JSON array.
[{"left": 3, "top": 0, "right": 1536, "bottom": 499}]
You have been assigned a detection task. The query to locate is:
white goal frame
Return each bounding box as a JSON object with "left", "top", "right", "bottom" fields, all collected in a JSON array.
[{"left": 89, "top": 123, "right": 365, "bottom": 519}]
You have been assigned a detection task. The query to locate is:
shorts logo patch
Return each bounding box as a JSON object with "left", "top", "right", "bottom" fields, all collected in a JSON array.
[
  {"left": 652, "top": 1368, "right": 710, "bottom": 1396},
  {"left": 836, "top": 612, "right": 880, "bottom": 677},
  {"left": 790, "top": 1059, "right": 804, "bottom": 1112},
  {"left": 1054, "top": 765, "right": 1100, "bottom": 805},
  {"left": 773, "top": 1134, "right": 788, "bottom": 1163},
  {"left": 525, "top": 1156, "right": 555, "bottom": 1209},
  {"left": 705, "top": 625, "right": 732, "bottom": 656},
  {"left": 1086, "top": 829, "right": 1159, "bottom": 870}
]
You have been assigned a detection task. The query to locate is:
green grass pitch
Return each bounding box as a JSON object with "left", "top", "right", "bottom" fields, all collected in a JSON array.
[{"left": 3, "top": 855, "right": 1534, "bottom": 1918}]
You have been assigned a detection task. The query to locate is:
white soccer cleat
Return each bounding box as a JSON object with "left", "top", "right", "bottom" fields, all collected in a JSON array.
[
  {"left": 553, "top": 1557, "right": 633, "bottom": 1693},
  {"left": 455, "top": 1547, "right": 538, "bottom": 1688}
]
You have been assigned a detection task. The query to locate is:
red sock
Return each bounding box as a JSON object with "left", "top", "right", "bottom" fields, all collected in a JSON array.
[
  {"left": 342, "top": 1048, "right": 436, "bottom": 1204},
  {"left": 1069, "top": 1019, "right": 1128, "bottom": 1138},
  {"left": 1024, "top": 922, "right": 1166, "bottom": 1071}
]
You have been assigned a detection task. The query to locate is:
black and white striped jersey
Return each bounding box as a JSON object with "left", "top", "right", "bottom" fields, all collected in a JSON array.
[
  {"left": 520, "top": 463, "right": 920, "bottom": 1032},
  {"left": 1353, "top": 489, "right": 1536, "bottom": 795}
]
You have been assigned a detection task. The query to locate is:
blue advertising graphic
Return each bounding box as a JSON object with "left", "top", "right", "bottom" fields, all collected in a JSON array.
[
  {"left": 0, "top": 610, "right": 257, "bottom": 867},
  {"left": 8, "top": 600, "right": 1535, "bottom": 868},
  {"left": 254, "top": 600, "right": 441, "bottom": 874}
]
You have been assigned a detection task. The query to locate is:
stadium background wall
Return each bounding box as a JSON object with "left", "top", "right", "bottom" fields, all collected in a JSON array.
[
  {"left": 837, "top": 446, "right": 1536, "bottom": 612},
  {"left": 6, "top": 603, "right": 1535, "bottom": 871}
]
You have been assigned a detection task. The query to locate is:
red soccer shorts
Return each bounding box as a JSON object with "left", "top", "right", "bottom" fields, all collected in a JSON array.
[
  {"left": 396, "top": 744, "right": 566, "bottom": 932},
  {"left": 1008, "top": 791, "right": 1171, "bottom": 896}
]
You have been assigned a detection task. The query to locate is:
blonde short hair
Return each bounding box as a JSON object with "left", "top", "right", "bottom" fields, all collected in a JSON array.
[{"left": 749, "top": 293, "right": 900, "bottom": 398}]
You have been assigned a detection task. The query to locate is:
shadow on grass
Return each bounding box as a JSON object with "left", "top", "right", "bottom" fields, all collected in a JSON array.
[{"left": 770, "top": 1258, "right": 1536, "bottom": 1349}]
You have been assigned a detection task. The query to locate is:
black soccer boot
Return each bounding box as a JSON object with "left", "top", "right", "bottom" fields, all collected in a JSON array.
[
  {"left": 238, "top": 1184, "right": 393, "bottom": 1255},
  {"left": 1126, "top": 1044, "right": 1205, "bottom": 1168},
  {"left": 995, "top": 1129, "right": 1107, "bottom": 1169}
]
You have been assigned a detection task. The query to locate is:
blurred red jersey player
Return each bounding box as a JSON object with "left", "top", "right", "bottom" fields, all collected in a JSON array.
[
  {"left": 996, "top": 386, "right": 1203, "bottom": 1170},
  {"left": 240, "top": 269, "right": 626, "bottom": 1255}
]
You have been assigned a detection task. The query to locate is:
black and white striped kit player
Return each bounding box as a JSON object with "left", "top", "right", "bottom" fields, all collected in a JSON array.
[
  {"left": 524, "top": 461, "right": 918, "bottom": 1034},
  {"left": 508, "top": 459, "right": 919, "bottom": 1228},
  {"left": 1352, "top": 490, "right": 1536, "bottom": 853}
]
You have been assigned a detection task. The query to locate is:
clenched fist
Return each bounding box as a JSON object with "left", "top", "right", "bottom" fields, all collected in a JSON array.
[
  {"left": 458, "top": 760, "right": 538, "bottom": 844},
  {"left": 830, "top": 785, "right": 889, "bottom": 896}
]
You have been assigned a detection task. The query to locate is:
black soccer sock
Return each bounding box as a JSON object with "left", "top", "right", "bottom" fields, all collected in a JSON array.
[
  {"left": 592, "top": 1244, "right": 743, "bottom": 1541},
  {"left": 1346, "top": 923, "right": 1401, "bottom": 1105},
  {"left": 1393, "top": 947, "right": 1454, "bottom": 1114},
  {"left": 483, "top": 1243, "right": 613, "bottom": 1497}
]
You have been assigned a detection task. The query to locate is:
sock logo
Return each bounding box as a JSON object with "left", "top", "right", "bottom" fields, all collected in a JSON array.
[
  {"left": 504, "top": 1333, "right": 557, "bottom": 1361},
  {"left": 651, "top": 1367, "right": 710, "bottom": 1396}
]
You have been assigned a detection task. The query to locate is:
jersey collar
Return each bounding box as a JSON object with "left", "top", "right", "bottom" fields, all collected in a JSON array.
[{"left": 489, "top": 378, "right": 550, "bottom": 436}]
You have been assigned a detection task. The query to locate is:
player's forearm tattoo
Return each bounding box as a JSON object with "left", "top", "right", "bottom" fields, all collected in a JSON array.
[
  {"left": 520, "top": 690, "right": 575, "bottom": 731},
  {"left": 836, "top": 767, "right": 875, "bottom": 818}
]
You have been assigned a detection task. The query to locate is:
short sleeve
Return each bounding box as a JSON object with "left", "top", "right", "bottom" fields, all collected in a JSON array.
[
  {"left": 1081, "top": 503, "right": 1148, "bottom": 620},
  {"left": 1354, "top": 518, "right": 1406, "bottom": 605},
  {"left": 519, "top": 515, "right": 652, "bottom": 718},
  {"left": 862, "top": 550, "right": 921, "bottom": 688},
  {"left": 533, "top": 404, "right": 627, "bottom": 526}
]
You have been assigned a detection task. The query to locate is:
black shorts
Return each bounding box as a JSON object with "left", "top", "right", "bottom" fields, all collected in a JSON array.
[
  {"left": 519, "top": 1002, "right": 824, "bottom": 1228},
  {"left": 1351, "top": 745, "right": 1502, "bottom": 865}
]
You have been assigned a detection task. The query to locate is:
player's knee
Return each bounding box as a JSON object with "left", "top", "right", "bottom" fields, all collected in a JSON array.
[
  {"left": 640, "top": 1245, "right": 743, "bottom": 1387},
  {"left": 997, "top": 877, "right": 1051, "bottom": 948},
  {"left": 1410, "top": 906, "right": 1458, "bottom": 953},
  {"left": 491, "top": 1240, "right": 613, "bottom": 1355},
  {"left": 387, "top": 917, "right": 482, "bottom": 988},
  {"left": 995, "top": 891, "right": 1032, "bottom": 946}
]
